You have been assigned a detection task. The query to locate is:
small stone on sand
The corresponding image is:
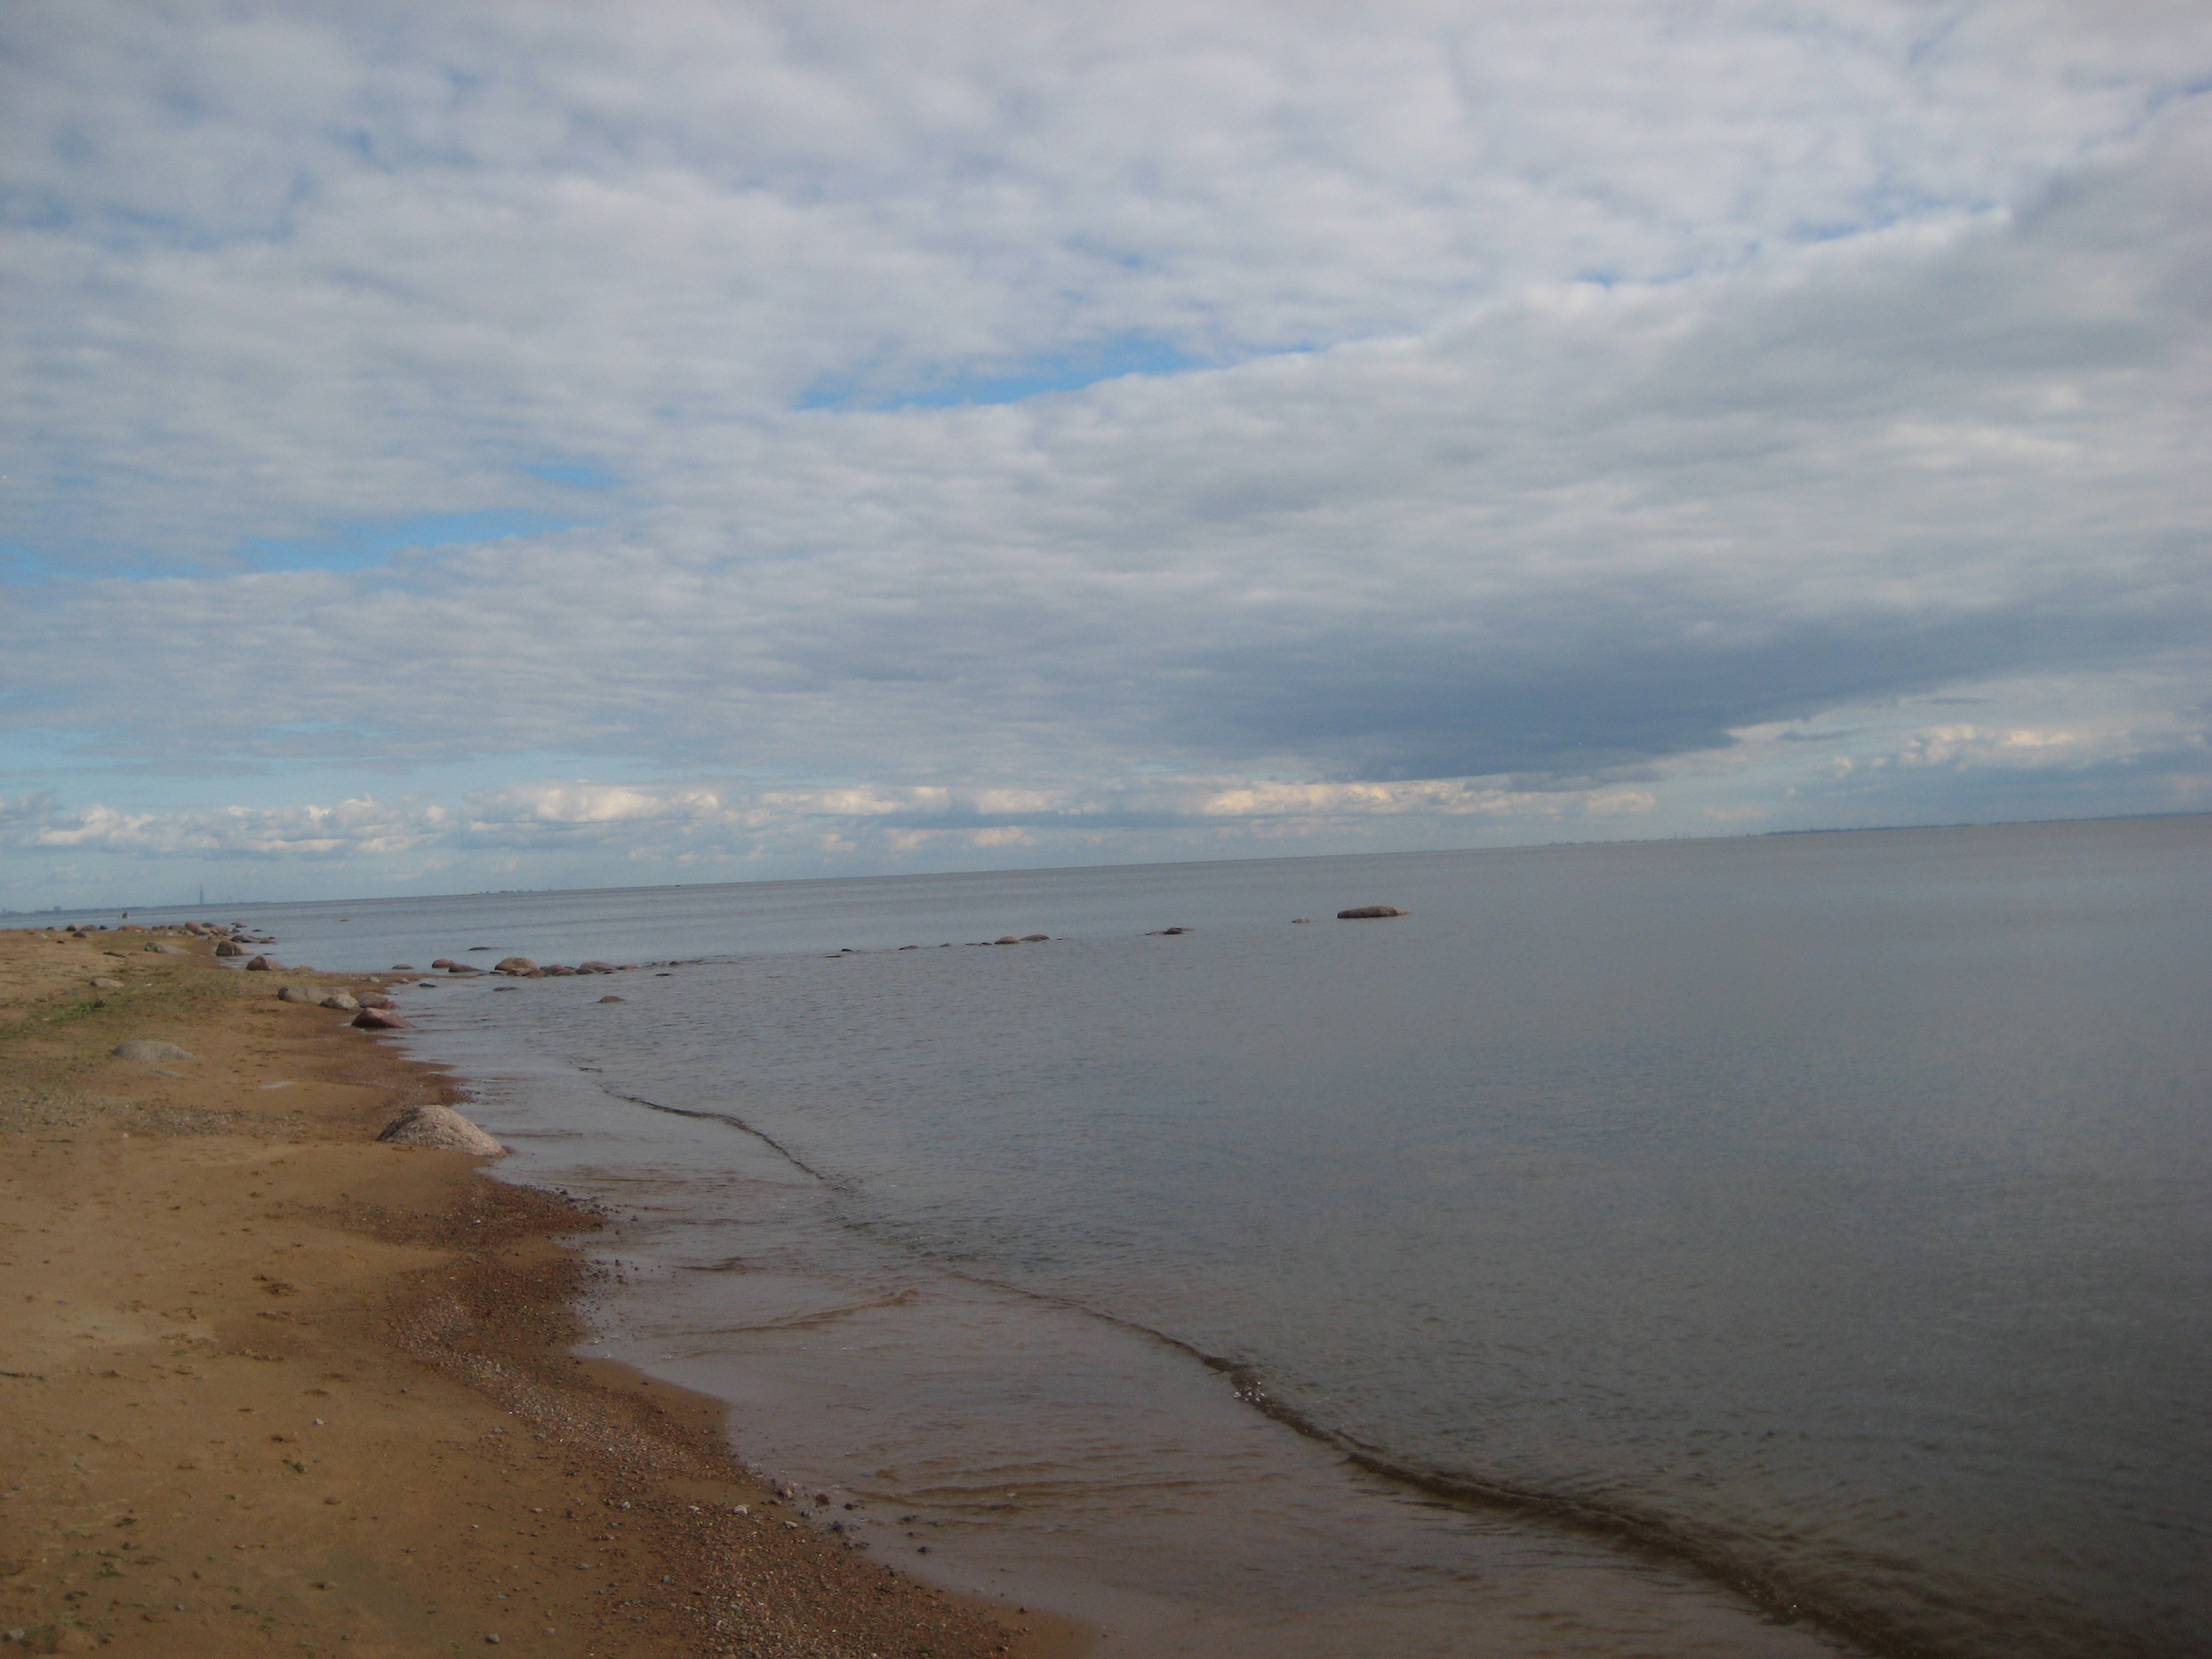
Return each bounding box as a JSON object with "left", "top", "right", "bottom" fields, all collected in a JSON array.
[
  {"left": 377, "top": 1105, "right": 505, "bottom": 1156},
  {"left": 113, "top": 1039, "right": 197, "bottom": 1062}
]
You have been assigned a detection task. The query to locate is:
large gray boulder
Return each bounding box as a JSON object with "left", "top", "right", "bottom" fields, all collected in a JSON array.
[{"left": 377, "top": 1105, "right": 505, "bottom": 1156}]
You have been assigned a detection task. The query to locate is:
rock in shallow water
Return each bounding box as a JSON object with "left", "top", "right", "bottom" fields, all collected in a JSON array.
[
  {"left": 352, "top": 1007, "right": 413, "bottom": 1030},
  {"left": 1335, "top": 905, "right": 1407, "bottom": 920},
  {"left": 376, "top": 1105, "right": 505, "bottom": 1156}
]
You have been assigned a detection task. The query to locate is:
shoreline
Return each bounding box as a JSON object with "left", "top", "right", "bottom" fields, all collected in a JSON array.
[{"left": 0, "top": 927, "right": 1086, "bottom": 1658}]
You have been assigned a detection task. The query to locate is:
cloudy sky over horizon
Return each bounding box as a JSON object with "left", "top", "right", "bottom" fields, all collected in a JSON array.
[{"left": 4, "top": 1, "right": 2208, "bottom": 909}]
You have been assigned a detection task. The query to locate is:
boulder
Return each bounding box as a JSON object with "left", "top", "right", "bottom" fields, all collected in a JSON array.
[
  {"left": 598, "top": 994, "right": 626, "bottom": 1004},
  {"left": 391, "top": 963, "right": 416, "bottom": 971},
  {"left": 1335, "top": 906, "right": 1407, "bottom": 920},
  {"left": 114, "top": 1039, "right": 196, "bottom": 1062},
  {"left": 245, "top": 955, "right": 281, "bottom": 971},
  {"left": 214, "top": 940, "right": 248, "bottom": 956},
  {"left": 994, "top": 936, "right": 1021, "bottom": 945},
  {"left": 578, "top": 961, "right": 617, "bottom": 974},
  {"left": 352, "top": 1007, "right": 413, "bottom": 1030},
  {"left": 376, "top": 1105, "right": 504, "bottom": 1156},
  {"left": 431, "top": 958, "right": 458, "bottom": 970},
  {"left": 355, "top": 992, "right": 397, "bottom": 1010},
  {"left": 319, "top": 992, "right": 361, "bottom": 1012},
  {"left": 277, "top": 984, "right": 318, "bottom": 1004},
  {"left": 495, "top": 956, "right": 537, "bottom": 974},
  {"left": 143, "top": 942, "right": 184, "bottom": 954},
  {"left": 1022, "top": 934, "right": 1049, "bottom": 943}
]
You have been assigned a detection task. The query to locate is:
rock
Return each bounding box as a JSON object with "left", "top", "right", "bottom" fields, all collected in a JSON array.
[
  {"left": 447, "top": 964, "right": 482, "bottom": 976},
  {"left": 1148, "top": 925, "right": 1195, "bottom": 935},
  {"left": 578, "top": 960, "right": 617, "bottom": 974},
  {"left": 430, "top": 958, "right": 457, "bottom": 970},
  {"left": 1291, "top": 917, "right": 1313, "bottom": 924},
  {"left": 114, "top": 1040, "right": 197, "bottom": 1062},
  {"left": 495, "top": 956, "right": 537, "bottom": 974},
  {"left": 245, "top": 955, "right": 281, "bottom": 971},
  {"left": 1336, "top": 906, "right": 1407, "bottom": 920},
  {"left": 90, "top": 977, "right": 123, "bottom": 989},
  {"left": 1022, "top": 934, "right": 1049, "bottom": 942},
  {"left": 377, "top": 1105, "right": 505, "bottom": 1156},
  {"left": 143, "top": 942, "right": 184, "bottom": 954},
  {"left": 277, "top": 984, "right": 318, "bottom": 1004},
  {"left": 214, "top": 939, "right": 248, "bottom": 956},
  {"left": 466, "top": 945, "right": 493, "bottom": 952},
  {"left": 390, "top": 963, "right": 415, "bottom": 971},
  {"left": 352, "top": 1007, "right": 413, "bottom": 1030},
  {"left": 598, "top": 994, "right": 626, "bottom": 1004},
  {"left": 994, "top": 935, "right": 1021, "bottom": 945},
  {"left": 318, "top": 992, "right": 361, "bottom": 1012},
  {"left": 355, "top": 992, "right": 396, "bottom": 1010}
]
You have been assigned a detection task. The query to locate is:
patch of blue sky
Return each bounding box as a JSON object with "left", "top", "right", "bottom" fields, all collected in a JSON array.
[
  {"left": 523, "top": 462, "right": 620, "bottom": 490},
  {"left": 800, "top": 336, "right": 1206, "bottom": 412},
  {"left": 241, "top": 508, "right": 574, "bottom": 573},
  {"left": 0, "top": 541, "right": 64, "bottom": 586}
]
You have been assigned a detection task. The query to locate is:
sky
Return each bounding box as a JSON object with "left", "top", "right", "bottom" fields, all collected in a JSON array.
[{"left": 2, "top": 1, "right": 2208, "bottom": 909}]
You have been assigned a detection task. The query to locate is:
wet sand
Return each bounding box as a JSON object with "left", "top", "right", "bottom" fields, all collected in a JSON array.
[{"left": 0, "top": 926, "right": 1084, "bottom": 1658}]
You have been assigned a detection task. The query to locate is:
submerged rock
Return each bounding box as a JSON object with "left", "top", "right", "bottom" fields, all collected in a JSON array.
[
  {"left": 1336, "top": 905, "right": 1407, "bottom": 920},
  {"left": 114, "top": 1039, "right": 196, "bottom": 1062},
  {"left": 377, "top": 1105, "right": 505, "bottom": 1156}
]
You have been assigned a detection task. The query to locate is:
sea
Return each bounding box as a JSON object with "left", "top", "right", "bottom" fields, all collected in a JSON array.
[{"left": 112, "top": 815, "right": 2211, "bottom": 1658}]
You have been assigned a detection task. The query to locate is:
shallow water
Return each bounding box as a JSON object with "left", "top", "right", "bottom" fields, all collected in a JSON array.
[{"left": 140, "top": 817, "right": 2212, "bottom": 1657}]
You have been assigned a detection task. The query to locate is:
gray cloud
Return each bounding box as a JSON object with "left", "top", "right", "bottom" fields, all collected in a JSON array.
[{"left": 1, "top": 2, "right": 2207, "bottom": 900}]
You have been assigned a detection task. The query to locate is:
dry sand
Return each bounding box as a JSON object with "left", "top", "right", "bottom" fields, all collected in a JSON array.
[{"left": 0, "top": 927, "right": 1085, "bottom": 1658}]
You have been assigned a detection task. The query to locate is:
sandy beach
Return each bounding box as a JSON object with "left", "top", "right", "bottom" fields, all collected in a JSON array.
[{"left": 0, "top": 926, "right": 1083, "bottom": 1658}]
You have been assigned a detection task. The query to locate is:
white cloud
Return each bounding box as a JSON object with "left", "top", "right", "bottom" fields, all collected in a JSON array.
[{"left": 1, "top": 2, "right": 2207, "bottom": 905}]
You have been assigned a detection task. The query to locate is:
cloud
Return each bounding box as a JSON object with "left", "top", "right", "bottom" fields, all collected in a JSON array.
[{"left": 1, "top": 3, "right": 2207, "bottom": 903}]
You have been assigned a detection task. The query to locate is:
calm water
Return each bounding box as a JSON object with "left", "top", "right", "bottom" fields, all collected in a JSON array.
[{"left": 135, "top": 818, "right": 2212, "bottom": 1657}]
